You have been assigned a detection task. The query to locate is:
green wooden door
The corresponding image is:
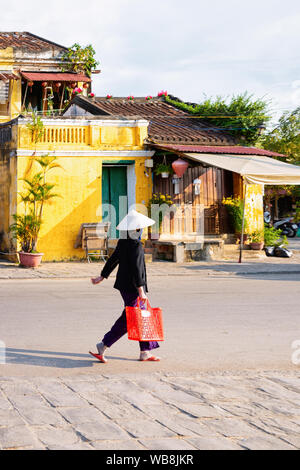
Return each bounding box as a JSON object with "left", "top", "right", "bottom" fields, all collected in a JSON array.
[{"left": 102, "top": 166, "right": 127, "bottom": 238}]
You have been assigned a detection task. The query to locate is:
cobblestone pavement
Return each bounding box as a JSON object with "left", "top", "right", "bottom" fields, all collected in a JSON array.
[
  {"left": 1, "top": 255, "right": 300, "bottom": 280},
  {"left": 0, "top": 371, "right": 299, "bottom": 450}
]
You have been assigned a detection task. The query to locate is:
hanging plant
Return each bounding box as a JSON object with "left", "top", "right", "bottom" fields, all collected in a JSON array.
[
  {"left": 154, "top": 163, "right": 173, "bottom": 178},
  {"left": 88, "top": 92, "right": 95, "bottom": 98},
  {"left": 127, "top": 95, "right": 134, "bottom": 101},
  {"left": 146, "top": 95, "right": 153, "bottom": 101},
  {"left": 158, "top": 90, "right": 168, "bottom": 97}
]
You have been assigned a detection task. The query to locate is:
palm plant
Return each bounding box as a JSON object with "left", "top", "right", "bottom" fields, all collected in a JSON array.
[{"left": 10, "top": 154, "right": 62, "bottom": 253}]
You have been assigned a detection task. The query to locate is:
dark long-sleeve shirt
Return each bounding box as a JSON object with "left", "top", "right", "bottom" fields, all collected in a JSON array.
[{"left": 101, "top": 239, "right": 148, "bottom": 294}]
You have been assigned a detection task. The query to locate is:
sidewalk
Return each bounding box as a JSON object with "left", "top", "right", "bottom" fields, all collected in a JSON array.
[
  {"left": 0, "top": 254, "right": 300, "bottom": 280},
  {"left": 0, "top": 371, "right": 299, "bottom": 450}
]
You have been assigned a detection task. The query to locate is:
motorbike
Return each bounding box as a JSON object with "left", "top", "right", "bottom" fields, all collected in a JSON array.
[{"left": 273, "top": 217, "right": 298, "bottom": 237}]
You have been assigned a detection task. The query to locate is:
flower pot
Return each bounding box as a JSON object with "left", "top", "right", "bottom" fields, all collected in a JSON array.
[
  {"left": 236, "top": 233, "right": 248, "bottom": 244},
  {"left": 161, "top": 172, "right": 169, "bottom": 178},
  {"left": 250, "top": 242, "right": 264, "bottom": 251},
  {"left": 18, "top": 252, "right": 44, "bottom": 268}
]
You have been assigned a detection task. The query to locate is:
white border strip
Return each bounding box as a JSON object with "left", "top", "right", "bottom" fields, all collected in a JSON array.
[
  {"left": 18, "top": 118, "right": 149, "bottom": 128},
  {"left": 17, "top": 149, "right": 155, "bottom": 157}
]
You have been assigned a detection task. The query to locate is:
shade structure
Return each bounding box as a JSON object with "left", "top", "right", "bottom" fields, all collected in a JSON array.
[
  {"left": 21, "top": 72, "right": 91, "bottom": 83},
  {"left": 184, "top": 153, "right": 300, "bottom": 185},
  {"left": 182, "top": 151, "right": 300, "bottom": 263}
]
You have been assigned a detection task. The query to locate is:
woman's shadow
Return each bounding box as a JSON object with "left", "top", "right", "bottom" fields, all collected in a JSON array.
[{"left": 4, "top": 348, "right": 137, "bottom": 368}]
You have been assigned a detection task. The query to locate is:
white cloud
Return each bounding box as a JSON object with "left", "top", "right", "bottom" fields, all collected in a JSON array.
[{"left": 2, "top": 0, "right": 300, "bottom": 117}]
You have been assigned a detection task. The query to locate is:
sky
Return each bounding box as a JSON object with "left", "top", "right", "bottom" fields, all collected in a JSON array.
[{"left": 2, "top": 0, "right": 300, "bottom": 121}]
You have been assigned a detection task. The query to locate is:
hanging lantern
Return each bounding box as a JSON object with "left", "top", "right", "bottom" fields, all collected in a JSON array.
[
  {"left": 172, "top": 158, "right": 189, "bottom": 178},
  {"left": 55, "top": 82, "right": 62, "bottom": 91},
  {"left": 28, "top": 81, "right": 34, "bottom": 87},
  {"left": 42, "top": 81, "right": 48, "bottom": 87},
  {"left": 83, "top": 83, "right": 89, "bottom": 89},
  {"left": 70, "top": 82, "right": 77, "bottom": 89}
]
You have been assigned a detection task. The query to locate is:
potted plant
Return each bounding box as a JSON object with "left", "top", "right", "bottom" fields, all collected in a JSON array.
[
  {"left": 222, "top": 196, "right": 249, "bottom": 243},
  {"left": 9, "top": 154, "right": 62, "bottom": 268},
  {"left": 147, "top": 193, "right": 174, "bottom": 239},
  {"left": 249, "top": 230, "right": 265, "bottom": 250},
  {"left": 154, "top": 163, "right": 173, "bottom": 178}
]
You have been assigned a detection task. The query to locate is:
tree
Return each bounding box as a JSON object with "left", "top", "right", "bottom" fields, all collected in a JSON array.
[
  {"left": 61, "top": 43, "right": 99, "bottom": 77},
  {"left": 260, "top": 107, "right": 300, "bottom": 214},
  {"left": 165, "top": 92, "right": 271, "bottom": 145},
  {"left": 260, "top": 107, "right": 300, "bottom": 164}
]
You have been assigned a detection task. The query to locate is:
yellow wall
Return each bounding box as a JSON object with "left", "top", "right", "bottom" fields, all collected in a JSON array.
[
  {"left": 15, "top": 121, "right": 152, "bottom": 260},
  {"left": 0, "top": 47, "right": 22, "bottom": 122},
  {"left": 244, "top": 184, "right": 264, "bottom": 234},
  {"left": 16, "top": 155, "right": 152, "bottom": 260}
]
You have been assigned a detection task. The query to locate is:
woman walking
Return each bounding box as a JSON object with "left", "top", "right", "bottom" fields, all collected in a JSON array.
[{"left": 90, "top": 210, "right": 160, "bottom": 363}]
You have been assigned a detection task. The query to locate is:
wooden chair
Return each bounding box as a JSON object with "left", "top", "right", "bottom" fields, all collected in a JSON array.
[{"left": 80, "top": 223, "right": 111, "bottom": 262}]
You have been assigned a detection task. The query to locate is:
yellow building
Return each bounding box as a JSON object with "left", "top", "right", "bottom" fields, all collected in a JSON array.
[
  {"left": 0, "top": 32, "right": 273, "bottom": 263},
  {"left": 0, "top": 116, "right": 153, "bottom": 260},
  {"left": 0, "top": 32, "right": 154, "bottom": 261}
]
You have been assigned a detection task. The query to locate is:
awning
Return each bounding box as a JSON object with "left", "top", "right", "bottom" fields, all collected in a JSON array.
[
  {"left": 184, "top": 153, "right": 300, "bottom": 185},
  {"left": 0, "top": 72, "right": 19, "bottom": 81},
  {"left": 21, "top": 72, "right": 91, "bottom": 82}
]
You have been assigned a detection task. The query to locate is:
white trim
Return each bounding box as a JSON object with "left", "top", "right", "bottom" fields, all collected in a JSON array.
[
  {"left": 17, "top": 149, "right": 155, "bottom": 157},
  {"left": 127, "top": 164, "right": 136, "bottom": 211},
  {"left": 18, "top": 118, "right": 149, "bottom": 128}
]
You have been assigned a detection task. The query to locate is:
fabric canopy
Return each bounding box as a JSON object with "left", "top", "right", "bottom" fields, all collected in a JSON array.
[{"left": 184, "top": 152, "right": 300, "bottom": 185}]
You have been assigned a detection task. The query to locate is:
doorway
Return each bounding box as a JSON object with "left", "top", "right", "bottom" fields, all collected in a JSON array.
[{"left": 102, "top": 166, "right": 128, "bottom": 238}]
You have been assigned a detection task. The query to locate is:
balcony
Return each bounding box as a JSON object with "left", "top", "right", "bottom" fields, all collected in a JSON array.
[{"left": 17, "top": 117, "right": 149, "bottom": 152}]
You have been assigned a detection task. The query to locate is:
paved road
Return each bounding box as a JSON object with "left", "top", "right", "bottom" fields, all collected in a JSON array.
[
  {"left": 0, "top": 274, "right": 299, "bottom": 376},
  {"left": 0, "top": 371, "right": 299, "bottom": 450},
  {"left": 0, "top": 273, "right": 299, "bottom": 450}
]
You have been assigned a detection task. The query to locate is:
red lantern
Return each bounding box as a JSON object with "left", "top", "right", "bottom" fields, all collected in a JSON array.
[
  {"left": 55, "top": 82, "right": 62, "bottom": 89},
  {"left": 28, "top": 81, "right": 34, "bottom": 87},
  {"left": 172, "top": 158, "right": 189, "bottom": 178},
  {"left": 83, "top": 83, "right": 89, "bottom": 89},
  {"left": 42, "top": 81, "right": 48, "bottom": 87},
  {"left": 70, "top": 82, "right": 77, "bottom": 89}
]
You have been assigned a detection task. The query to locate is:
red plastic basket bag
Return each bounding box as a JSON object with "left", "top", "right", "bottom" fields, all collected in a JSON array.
[{"left": 126, "top": 298, "right": 164, "bottom": 342}]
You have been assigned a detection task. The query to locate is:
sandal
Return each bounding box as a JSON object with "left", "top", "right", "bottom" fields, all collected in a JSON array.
[
  {"left": 89, "top": 351, "right": 107, "bottom": 363},
  {"left": 139, "top": 356, "right": 160, "bottom": 362}
]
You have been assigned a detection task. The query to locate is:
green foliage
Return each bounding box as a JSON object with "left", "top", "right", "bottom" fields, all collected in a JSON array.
[
  {"left": 148, "top": 193, "right": 174, "bottom": 231},
  {"left": 222, "top": 197, "right": 248, "bottom": 233},
  {"left": 154, "top": 163, "right": 173, "bottom": 175},
  {"left": 165, "top": 92, "right": 271, "bottom": 145},
  {"left": 260, "top": 107, "right": 300, "bottom": 164},
  {"left": 61, "top": 43, "right": 99, "bottom": 77},
  {"left": 10, "top": 213, "right": 41, "bottom": 253},
  {"left": 26, "top": 112, "right": 44, "bottom": 144},
  {"left": 9, "top": 154, "right": 62, "bottom": 253},
  {"left": 148, "top": 193, "right": 174, "bottom": 207},
  {"left": 259, "top": 107, "right": 300, "bottom": 200},
  {"left": 249, "top": 230, "right": 264, "bottom": 243},
  {"left": 263, "top": 225, "right": 288, "bottom": 247}
]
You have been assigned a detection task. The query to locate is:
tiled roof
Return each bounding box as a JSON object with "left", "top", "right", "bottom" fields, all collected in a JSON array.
[
  {"left": 151, "top": 144, "right": 285, "bottom": 158},
  {"left": 92, "top": 96, "right": 188, "bottom": 117},
  {"left": 65, "top": 96, "right": 236, "bottom": 146},
  {"left": 21, "top": 71, "right": 91, "bottom": 82},
  {"left": 0, "top": 72, "right": 19, "bottom": 81},
  {"left": 0, "top": 32, "right": 67, "bottom": 51}
]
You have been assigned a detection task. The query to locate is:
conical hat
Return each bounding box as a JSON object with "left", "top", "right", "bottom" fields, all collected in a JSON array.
[{"left": 117, "top": 209, "right": 155, "bottom": 231}]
